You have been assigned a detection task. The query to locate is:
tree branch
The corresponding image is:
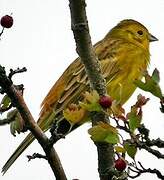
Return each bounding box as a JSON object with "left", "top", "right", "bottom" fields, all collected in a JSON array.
[
  {"left": 0, "top": 117, "right": 15, "bottom": 125},
  {"left": 27, "top": 153, "right": 48, "bottom": 161},
  {"left": 138, "top": 124, "right": 164, "bottom": 148},
  {"left": 128, "top": 161, "right": 164, "bottom": 179},
  {"left": 0, "top": 66, "right": 67, "bottom": 180},
  {"left": 137, "top": 142, "right": 164, "bottom": 159},
  {"left": 68, "top": 0, "right": 114, "bottom": 179}
]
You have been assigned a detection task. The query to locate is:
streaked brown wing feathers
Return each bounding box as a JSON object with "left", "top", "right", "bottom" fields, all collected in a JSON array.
[{"left": 39, "top": 38, "right": 121, "bottom": 120}]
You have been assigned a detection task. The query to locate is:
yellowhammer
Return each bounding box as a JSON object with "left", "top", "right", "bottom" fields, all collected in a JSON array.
[{"left": 2, "top": 19, "right": 158, "bottom": 173}]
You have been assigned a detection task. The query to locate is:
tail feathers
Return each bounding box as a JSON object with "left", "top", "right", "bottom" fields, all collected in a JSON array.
[
  {"left": 2, "top": 115, "right": 84, "bottom": 174},
  {"left": 2, "top": 133, "right": 34, "bottom": 174}
]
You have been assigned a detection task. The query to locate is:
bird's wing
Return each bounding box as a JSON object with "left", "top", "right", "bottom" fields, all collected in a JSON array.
[
  {"left": 37, "top": 55, "right": 120, "bottom": 130},
  {"left": 39, "top": 38, "right": 121, "bottom": 123},
  {"left": 38, "top": 58, "right": 87, "bottom": 126}
]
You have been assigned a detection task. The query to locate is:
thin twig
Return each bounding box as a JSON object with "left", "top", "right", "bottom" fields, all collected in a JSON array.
[
  {"left": 0, "top": 27, "right": 4, "bottom": 37},
  {"left": 137, "top": 142, "right": 164, "bottom": 159},
  {"left": 128, "top": 161, "right": 164, "bottom": 179},
  {"left": 0, "top": 117, "right": 15, "bottom": 125},
  {"left": 8, "top": 67, "right": 27, "bottom": 80},
  {"left": 146, "top": 138, "right": 164, "bottom": 148},
  {"left": 27, "top": 153, "right": 48, "bottom": 161}
]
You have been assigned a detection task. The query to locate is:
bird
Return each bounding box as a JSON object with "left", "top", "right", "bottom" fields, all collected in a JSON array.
[{"left": 2, "top": 19, "right": 158, "bottom": 174}]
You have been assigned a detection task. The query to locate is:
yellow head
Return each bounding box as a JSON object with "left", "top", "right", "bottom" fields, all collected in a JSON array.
[{"left": 106, "top": 19, "right": 158, "bottom": 50}]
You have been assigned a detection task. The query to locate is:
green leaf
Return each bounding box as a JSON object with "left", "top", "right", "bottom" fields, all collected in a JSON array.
[
  {"left": 10, "top": 119, "right": 16, "bottom": 136},
  {"left": 114, "top": 146, "right": 126, "bottom": 153},
  {"left": 104, "top": 132, "right": 119, "bottom": 144},
  {"left": 9, "top": 109, "right": 25, "bottom": 136},
  {"left": 79, "top": 101, "right": 102, "bottom": 112},
  {"left": 134, "top": 79, "right": 148, "bottom": 91},
  {"left": 14, "top": 113, "right": 24, "bottom": 133},
  {"left": 128, "top": 107, "right": 141, "bottom": 132},
  {"left": 88, "top": 125, "right": 107, "bottom": 142},
  {"left": 124, "top": 142, "right": 137, "bottom": 159},
  {"left": 134, "top": 69, "right": 163, "bottom": 99},
  {"left": 79, "top": 90, "right": 102, "bottom": 112},
  {"left": 0, "top": 95, "right": 11, "bottom": 109},
  {"left": 152, "top": 68, "right": 160, "bottom": 83},
  {"left": 129, "top": 115, "right": 141, "bottom": 132},
  {"left": 88, "top": 122, "right": 119, "bottom": 144},
  {"left": 63, "top": 104, "right": 86, "bottom": 124}
]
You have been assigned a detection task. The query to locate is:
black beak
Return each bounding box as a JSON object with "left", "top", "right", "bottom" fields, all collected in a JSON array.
[{"left": 149, "top": 34, "right": 158, "bottom": 42}]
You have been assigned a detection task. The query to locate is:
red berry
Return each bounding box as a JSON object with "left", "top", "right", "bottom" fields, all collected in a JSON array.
[
  {"left": 99, "top": 95, "right": 112, "bottom": 108},
  {"left": 0, "top": 15, "right": 13, "bottom": 28},
  {"left": 115, "top": 158, "right": 127, "bottom": 171}
]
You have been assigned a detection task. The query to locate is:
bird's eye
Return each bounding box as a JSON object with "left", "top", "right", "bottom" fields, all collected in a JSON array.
[{"left": 137, "top": 30, "right": 143, "bottom": 35}]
